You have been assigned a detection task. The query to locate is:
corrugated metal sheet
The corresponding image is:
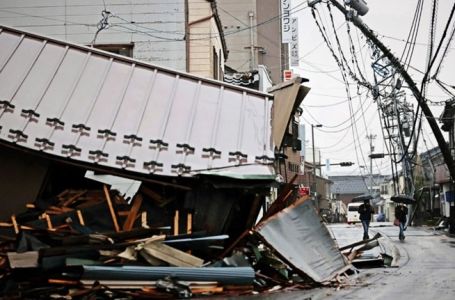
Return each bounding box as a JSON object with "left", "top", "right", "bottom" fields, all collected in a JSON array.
[
  {"left": 255, "top": 199, "right": 350, "bottom": 283},
  {"left": 0, "top": 25, "right": 275, "bottom": 179}
]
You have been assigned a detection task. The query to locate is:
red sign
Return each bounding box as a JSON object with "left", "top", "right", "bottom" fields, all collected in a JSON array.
[
  {"left": 298, "top": 186, "right": 310, "bottom": 196},
  {"left": 283, "top": 70, "right": 293, "bottom": 81}
]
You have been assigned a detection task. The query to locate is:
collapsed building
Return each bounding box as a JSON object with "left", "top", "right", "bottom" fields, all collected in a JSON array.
[{"left": 0, "top": 25, "right": 351, "bottom": 298}]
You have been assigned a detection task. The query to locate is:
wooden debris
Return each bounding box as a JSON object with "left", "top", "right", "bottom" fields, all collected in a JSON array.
[
  {"left": 43, "top": 213, "right": 53, "bottom": 230},
  {"left": 77, "top": 209, "right": 85, "bottom": 226},
  {"left": 103, "top": 184, "right": 120, "bottom": 232},
  {"left": 62, "top": 190, "right": 87, "bottom": 207},
  {"left": 174, "top": 210, "right": 179, "bottom": 236},
  {"left": 122, "top": 194, "right": 143, "bottom": 231},
  {"left": 187, "top": 212, "right": 192, "bottom": 234},
  {"left": 11, "top": 214, "right": 19, "bottom": 234},
  {"left": 7, "top": 251, "right": 39, "bottom": 268},
  {"left": 141, "top": 211, "right": 149, "bottom": 228},
  {"left": 141, "top": 241, "right": 204, "bottom": 267},
  {"left": 0, "top": 175, "right": 322, "bottom": 299}
]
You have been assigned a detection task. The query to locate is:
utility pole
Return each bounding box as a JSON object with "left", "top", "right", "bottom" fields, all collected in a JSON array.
[
  {"left": 366, "top": 134, "right": 376, "bottom": 195},
  {"left": 315, "top": 0, "right": 455, "bottom": 182},
  {"left": 312, "top": 124, "right": 322, "bottom": 212}
]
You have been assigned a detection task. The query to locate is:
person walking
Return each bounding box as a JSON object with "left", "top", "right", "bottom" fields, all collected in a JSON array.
[
  {"left": 395, "top": 203, "right": 408, "bottom": 240},
  {"left": 358, "top": 199, "right": 374, "bottom": 240}
]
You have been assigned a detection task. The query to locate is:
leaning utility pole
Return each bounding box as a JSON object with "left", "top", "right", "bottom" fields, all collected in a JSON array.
[{"left": 319, "top": 0, "right": 455, "bottom": 182}]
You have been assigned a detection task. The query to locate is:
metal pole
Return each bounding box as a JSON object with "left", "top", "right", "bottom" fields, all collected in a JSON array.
[{"left": 312, "top": 124, "right": 317, "bottom": 211}]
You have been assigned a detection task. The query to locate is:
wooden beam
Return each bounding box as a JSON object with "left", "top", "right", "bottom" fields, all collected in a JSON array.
[
  {"left": 187, "top": 212, "right": 192, "bottom": 234},
  {"left": 11, "top": 214, "right": 19, "bottom": 234},
  {"left": 103, "top": 185, "right": 120, "bottom": 232},
  {"left": 62, "top": 190, "right": 87, "bottom": 207},
  {"left": 141, "top": 211, "right": 149, "bottom": 228},
  {"left": 123, "top": 194, "right": 143, "bottom": 231},
  {"left": 77, "top": 210, "right": 85, "bottom": 226},
  {"left": 43, "top": 213, "right": 53, "bottom": 230},
  {"left": 7, "top": 251, "right": 39, "bottom": 268},
  {"left": 173, "top": 210, "right": 179, "bottom": 236},
  {"left": 142, "top": 241, "right": 204, "bottom": 267}
]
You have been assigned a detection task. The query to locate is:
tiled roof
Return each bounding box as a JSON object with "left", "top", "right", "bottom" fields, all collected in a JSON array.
[
  {"left": 329, "top": 176, "right": 369, "bottom": 194},
  {"left": 0, "top": 25, "right": 275, "bottom": 179},
  {"left": 224, "top": 71, "right": 259, "bottom": 90}
]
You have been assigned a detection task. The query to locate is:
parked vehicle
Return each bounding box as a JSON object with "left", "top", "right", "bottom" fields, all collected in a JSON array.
[{"left": 347, "top": 202, "right": 362, "bottom": 224}]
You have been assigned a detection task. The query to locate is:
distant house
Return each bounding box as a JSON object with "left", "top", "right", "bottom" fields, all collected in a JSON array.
[
  {"left": 329, "top": 174, "right": 389, "bottom": 206},
  {"left": 329, "top": 175, "right": 369, "bottom": 206}
]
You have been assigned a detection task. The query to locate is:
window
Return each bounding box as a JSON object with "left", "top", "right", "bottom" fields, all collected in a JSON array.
[
  {"left": 93, "top": 44, "right": 134, "bottom": 58},
  {"left": 380, "top": 185, "right": 388, "bottom": 195},
  {"left": 287, "top": 162, "right": 300, "bottom": 173}
]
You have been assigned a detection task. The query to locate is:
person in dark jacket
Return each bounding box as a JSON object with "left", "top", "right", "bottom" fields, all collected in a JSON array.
[
  {"left": 395, "top": 204, "right": 408, "bottom": 240},
  {"left": 358, "top": 199, "right": 374, "bottom": 240}
]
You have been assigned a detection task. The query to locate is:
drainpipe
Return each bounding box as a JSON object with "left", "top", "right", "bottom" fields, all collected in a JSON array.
[{"left": 185, "top": 0, "right": 189, "bottom": 72}]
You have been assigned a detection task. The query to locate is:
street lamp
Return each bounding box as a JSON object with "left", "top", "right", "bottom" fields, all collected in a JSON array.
[{"left": 311, "top": 124, "right": 322, "bottom": 211}]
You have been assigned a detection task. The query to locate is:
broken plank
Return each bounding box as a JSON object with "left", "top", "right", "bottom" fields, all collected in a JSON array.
[
  {"left": 123, "top": 194, "right": 143, "bottom": 231},
  {"left": 7, "top": 251, "right": 39, "bottom": 268},
  {"left": 173, "top": 210, "right": 179, "bottom": 236},
  {"left": 11, "top": 215, "right": 19, "bottom": 234},
  {"left": 141, "top": 211, "right": 148, "bottom": 228},
  {"left": 43, "top": 213, "right": 53, "bottom": 230},
  {"left": 103, "top": 185, "right": 120, "bottom": 232},
  {"left": 140, "top": 250, "right": 167, "bottom": 266},
  {"left": 142, "top": 241, "right": 204, "bottom": 267},
  {"left": 187, "top": 212, "right": 192, "bottom": 234},
  {"left": 62, "top": 190, "right": 88, "bottom": 207},
  {"left": 77, "top": 209, "right": 85, "bottom": 226}
]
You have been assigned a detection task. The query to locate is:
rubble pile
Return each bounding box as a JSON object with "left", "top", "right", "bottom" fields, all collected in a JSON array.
[{"left": 0, "top": 184, "right": 349, "bottom": 299}]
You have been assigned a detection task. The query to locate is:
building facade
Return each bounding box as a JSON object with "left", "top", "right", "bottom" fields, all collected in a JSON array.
[
  {"left": 0, "top": 0, "right": 227, "bottom": 79},
  {"left": 217, "top": 0, "right": 288, "bottom": 84}
]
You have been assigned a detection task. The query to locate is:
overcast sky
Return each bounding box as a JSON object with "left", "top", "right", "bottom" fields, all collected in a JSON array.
[{"left": 291, "top": 0, "right": 455, "bottom": 177}]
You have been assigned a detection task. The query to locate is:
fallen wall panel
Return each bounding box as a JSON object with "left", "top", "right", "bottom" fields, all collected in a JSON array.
[{"left": 255, "top": 199, "right": 350, "bottom": 283}]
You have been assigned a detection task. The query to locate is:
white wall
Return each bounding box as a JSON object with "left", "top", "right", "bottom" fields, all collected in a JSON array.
[
  {"left": 0, "top": 0, "right": 187, "bottom": 71},
  {"left": 217, "top": 0, "right": 257, "bottom": 72}
]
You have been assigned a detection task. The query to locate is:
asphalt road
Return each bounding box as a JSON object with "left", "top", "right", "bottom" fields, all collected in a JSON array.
[{"left": 236, "top": 223, "right": 455, "bottom": 300}]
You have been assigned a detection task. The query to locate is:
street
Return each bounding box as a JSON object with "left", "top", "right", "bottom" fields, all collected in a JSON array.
[{"left": 236, "top": 223, "right": 455, "bottom": 300}]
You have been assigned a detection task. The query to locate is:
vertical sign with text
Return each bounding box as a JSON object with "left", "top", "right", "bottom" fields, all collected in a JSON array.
[
  {"left": 290, "top": 18, "right": 299, "bottom": 66},
  {"left": 281, "top": 0, "right": 292, "bottom": 43}
]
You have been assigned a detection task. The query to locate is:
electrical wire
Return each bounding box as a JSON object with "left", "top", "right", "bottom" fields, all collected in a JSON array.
[{"left": 310, "top": 5, "right": 372, "bottom": 178}]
